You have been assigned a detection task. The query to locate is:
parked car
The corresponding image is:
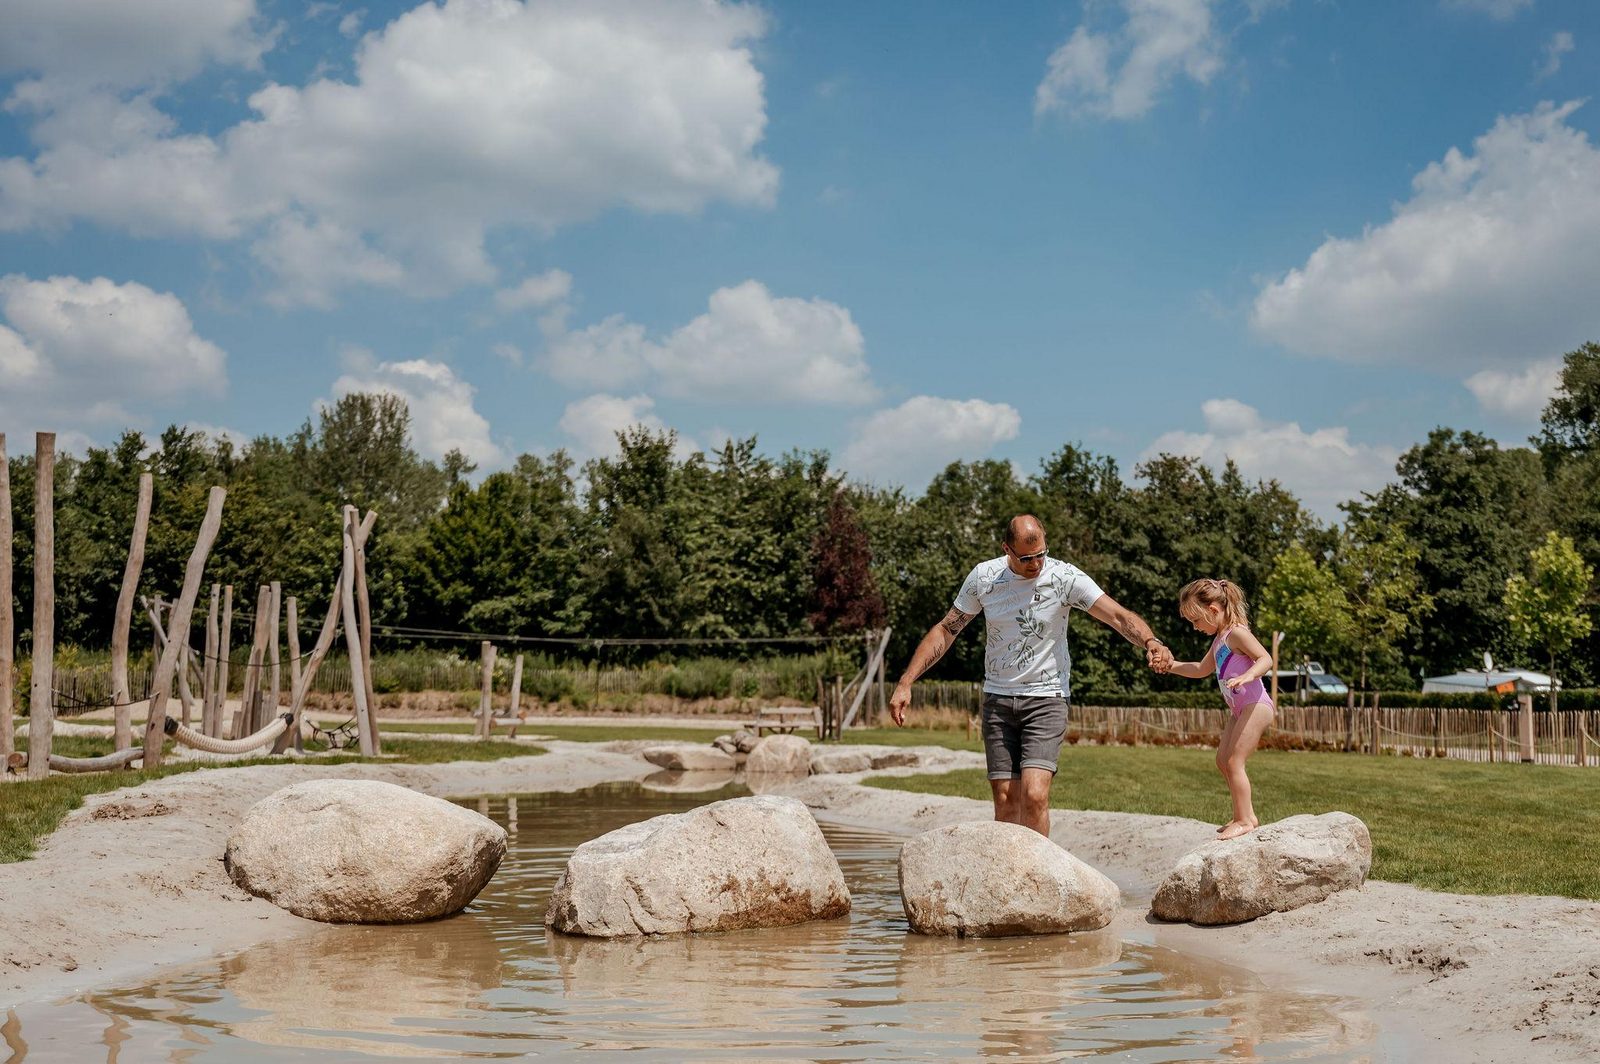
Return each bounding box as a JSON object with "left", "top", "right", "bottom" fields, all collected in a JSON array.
[{"left": 1271, "top": 661, "right": 1350, "bottom": 698}]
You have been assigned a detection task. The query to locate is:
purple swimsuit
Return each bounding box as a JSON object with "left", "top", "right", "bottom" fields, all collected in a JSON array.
[{"left": 1213, "top": 626, "right": 1273, "bottom": 717}]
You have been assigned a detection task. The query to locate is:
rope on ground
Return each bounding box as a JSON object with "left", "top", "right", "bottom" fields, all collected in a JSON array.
[
  {"left": 165, "top": 712, "right": 290, "bottom": 755},
  {"left": 44, "top": 747, "right": 145, "bottom": 774}
]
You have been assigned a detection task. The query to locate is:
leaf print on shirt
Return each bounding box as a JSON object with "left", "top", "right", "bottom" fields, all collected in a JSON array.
[{"left": 1004, "top": 608, "right": 1047, "bottom": 671}]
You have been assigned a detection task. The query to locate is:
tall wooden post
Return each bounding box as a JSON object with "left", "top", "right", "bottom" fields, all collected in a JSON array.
[
  {"left": 141, "top": 486, "right": 226, "bottom": 768},
  {"left": 353, "top": 511, "right": 379, "bottom": 753},
  {"left": 1369, "top": 692, "right": 1381, "bottom": 755},
  {"left": 1518, "top": 693, "right": 1535, "bottom": 763},
  {"left": 216, "top": 585, "right": 233, "bottom": 737},
  {"left": 1269, "top": 631, "right": 1283, "bottom": 709},
  {"left": 202, "top": 583, "right": 219, "bottom": 737},
  {"left": 239, "top": 585, "right": 270, "bottom": 736},
  {"left": 0, "top": 433, "right": 12, "bottom": 762},
  {"left": 477, "top": 641, "right": 496, "bottom": 739},
  {"left": 285, "top": 596, "right": 302, "bottom": 752},
  {"left": 109, "top": 472, "right": 153, "bottom": 752},
  {"left": 339, "top": 506, "right": 375, "bottom": 756},
  {"left": 27, "top": 434, "right": 55, "bottom": 779},
  {"left": 267, "top": 581, "right": 282, "bottom": 719},
  {"left": 509, "top": 653, "right": 524, "bottom": 719}
]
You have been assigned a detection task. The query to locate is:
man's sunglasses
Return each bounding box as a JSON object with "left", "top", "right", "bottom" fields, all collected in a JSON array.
[{"left": 1011, "top": 548, "right": 1048, "bottom": 564}]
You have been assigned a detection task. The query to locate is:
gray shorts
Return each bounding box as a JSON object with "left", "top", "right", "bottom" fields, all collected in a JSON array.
[{"left": 981, "top": 693, "right": 1069, "bottom": 780}]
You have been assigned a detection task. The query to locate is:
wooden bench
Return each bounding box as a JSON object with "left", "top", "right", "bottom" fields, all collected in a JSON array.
[{"left": 746, "top": 706, "right": 823, "bottom": 738}]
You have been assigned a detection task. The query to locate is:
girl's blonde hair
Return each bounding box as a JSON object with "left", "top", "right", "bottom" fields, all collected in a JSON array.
[{"left": 1178, "top": 578, "right": 1250, "bottom": 628}]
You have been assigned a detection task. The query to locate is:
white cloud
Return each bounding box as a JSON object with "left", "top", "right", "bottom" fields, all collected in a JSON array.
[
  {"left": 541, "top": 280, "right": 875, "bottom": 404},
  {"left": 1441, "top": 0, "right": 1533, "bottom": 19},
  {"left": 841, "top": 396, "right": 1021, "bottom": 488},
  {"left": 0, "top": 274, "right": 226, "bottom": 437},
  {"left": 1463, "top": 358, "right": 1562, "bottom": 420},
  {"left": 495, "top": 269, "right": 573, "bottom": 313},
  {"left": 1035, "top": 0, "right": 1224, "bottom": 121},
  {"left": 253, "top": 214, "right": 405, "bottom": 308},
  {"left": 1144, "top": 399, "right": 1399, "bottom": 517},
  {"left": 557, "top": 393, "right": 697, "bottom": 459},
  {"left": 1537, "top": 31, "right": 1574, "bottom": 80},
  {"left": 338, "top": 11, "right": 366, "bottom": 39},
  {"left": 329, "top": 353, "right": 505, "bottom": 469},
  {"left": 181, "top": 422, "right": 251, "bottom": 449},
  {"left": 0, "top": 0, "right": 779, "bottom": 301},
  {"left": 1252, "top": 102, "right": 1600, "bottom": 386},
  {"left": 0, "top": 0, "right": 269, "bottom": 95}
]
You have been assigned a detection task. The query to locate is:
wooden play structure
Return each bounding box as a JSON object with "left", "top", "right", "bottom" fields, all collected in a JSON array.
[{"left": 0, "top": 431, "right": 384, "bottom": 779}]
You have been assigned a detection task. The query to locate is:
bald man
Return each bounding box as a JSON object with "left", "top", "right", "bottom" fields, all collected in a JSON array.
[{"left": 888, "top": 515, "right": 1172, "bottom": 835}]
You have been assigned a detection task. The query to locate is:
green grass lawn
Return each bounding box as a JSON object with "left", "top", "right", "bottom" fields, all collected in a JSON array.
[
  {"left": 1, "top": 735, "right": 540, "bottom": 864},
  {"left": 866, "top": 743, "right": 1600, "bottom": 900}
]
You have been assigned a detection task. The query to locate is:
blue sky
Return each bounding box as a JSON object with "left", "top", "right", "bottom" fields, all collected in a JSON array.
[{"left": 1, "top": 0, "right": 1596, "bottom": 517}]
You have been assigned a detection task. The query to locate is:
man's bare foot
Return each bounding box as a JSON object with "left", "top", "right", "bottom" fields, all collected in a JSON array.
[{"left": 1218, "top": 821, "right": 1255, "bottom": 841}]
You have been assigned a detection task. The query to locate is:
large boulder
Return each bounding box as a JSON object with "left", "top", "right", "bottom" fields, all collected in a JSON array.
[
  {"left": 745, "top": 734, "right": 811, "bottom": 774},
  {"left": 809, "top": 748, "right": 874, "bottom": 775},
  {"left": 641, "top": 745, "right": 738, "bottom": 771},
  {"left": 1150, "top": 812, "right": 1372, "bottom": 925},
  {"left": 899, "top": 821, "right": 1120, "bottom": 937},
  {"left": 225, "top": 779, "right": 505, "bottom": 924},
  {"left": 545, "top": 795, "right": 849, "bottom": 937}
]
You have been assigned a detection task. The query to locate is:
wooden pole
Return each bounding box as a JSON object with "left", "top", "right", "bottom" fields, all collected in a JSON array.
[
  {"left": 202, "top": 583, "right": 219, "bottom": 737},
  {"left": 1269, "top": 631, "right": 1282, "bottom": 709},
  {"left": 1518, "top": 693, "right": 1535, "bottom": 763},
  {"left": 141, "top": 486, "right": 226, "bottom": 768},
  {"left": 353, "top": 510, "right": 379, "bottom": 753},
  {"left": 216, "top": 585, "right": 233, "bottom": 737},
  {"left": 285, "top": 595, "right": 301, "bottom": 751},
  {"left": 267, "top": 580, "right": 282, "bottom": 720},
  {"left": 0, "top": 433, "right": 12, "bottom": 762},
  {"left": 509, "top": 653, "right": 524, "bottom": 718},
  {"left": 109, "top": 472, "right": 153, "bottom": 752},
  {"left": 288, "top": 511, "right": 373, "bottom": 748},
  {"left": 238, "top": 585, "right": 269, "bottom": 737},
  {"left": 477, "top": 641, "right": 496, "bottom": 739},
  {"left": 26, "top": 434, "right": 54, "bottom": 779},
  {"left": 339, "top": 506, "right": 375, "bottom": 756}
]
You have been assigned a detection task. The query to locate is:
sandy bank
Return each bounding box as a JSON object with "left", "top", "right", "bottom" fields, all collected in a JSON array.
[{"left": 2, "top": 744, "right": 1595, "bottom": 1063}]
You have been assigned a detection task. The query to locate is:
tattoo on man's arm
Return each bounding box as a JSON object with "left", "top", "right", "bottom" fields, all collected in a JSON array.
[
  {"left": 940, "top": 608, "right": 975, "bottom": 637},
  {"left": 1115, "top": 612, "right": 1148, "bottom": 646}
]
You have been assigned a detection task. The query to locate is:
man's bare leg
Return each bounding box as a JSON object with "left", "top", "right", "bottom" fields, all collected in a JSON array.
[
  {"left": 990, "top": 777, "right": 1021, "bottom": 824},
  {"left": 1018, "top": 767, "right": 1053, "bottom": 836}
]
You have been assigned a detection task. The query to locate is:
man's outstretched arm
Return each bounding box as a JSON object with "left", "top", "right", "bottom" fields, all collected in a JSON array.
[
  {"left": 1086, "top": 595, "right": 1173, "bottom": 672},
  {"left": 888, "top": 607, "right": 976, "bottom": 726}
]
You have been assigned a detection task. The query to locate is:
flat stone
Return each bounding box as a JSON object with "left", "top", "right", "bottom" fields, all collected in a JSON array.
[
  {"left": 899, "top": 821, "right": 1120, "bottom": 937},
  {"left": 809, "top": 748, "right": 874, "bottom": 775},
  {"left": 641, "top": 745, "right": 739, "bottom": 771},
  {"left": 746, "top": 734, "right": 811, "bottom": 774},
  {"left": 545, "top": 795, "right": 850, "bottom": 937},
  {"left": 869, "top": 750, "right": 923, "bottom": 769},
  {"left": 225, "top": 779, "right": 505, "bottom": 924},
  {"left": 1150, "top": 812, "right": 1372, "bottom": 925}
]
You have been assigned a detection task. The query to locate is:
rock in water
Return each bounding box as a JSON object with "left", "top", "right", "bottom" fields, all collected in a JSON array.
[
  {"left": 1150, "top": 812, "right": 1372, "bottom": 925},
  {"left": 545, "top": 795, "right": 850, "bottom": 936},
  {"left": 899, "top": 822, "right": 1120, "bottom": 937},
  {"left": 745, "top": 734, "right": 811, "bottom": 774},
  {"left": 225, "top": 779, "right": 505, "bottom": 924},
  {"left": 641, "top": 745, "right": 739, "bottom": 771},
  {"left": 809, "top": 748, "right": 874, "bottom": 775}
]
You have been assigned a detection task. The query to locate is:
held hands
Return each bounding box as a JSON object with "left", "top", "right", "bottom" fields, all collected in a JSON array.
[{"left": 1145, "top": 640, "right": 1173, "bottom": 674}]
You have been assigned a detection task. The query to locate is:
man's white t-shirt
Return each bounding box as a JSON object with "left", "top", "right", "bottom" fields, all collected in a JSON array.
[{"left": 953, "top": 556, "right": 1105, "bottom": 697}]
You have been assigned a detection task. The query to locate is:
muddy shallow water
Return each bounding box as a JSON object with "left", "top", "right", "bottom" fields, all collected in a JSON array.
[{"left": 6, "top": 782, "right": 1382, "bottom": 1061}]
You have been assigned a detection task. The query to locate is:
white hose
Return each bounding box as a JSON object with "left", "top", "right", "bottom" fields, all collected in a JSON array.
[{"left": 165, "top": 713, "right": 290, "bottom": 755}]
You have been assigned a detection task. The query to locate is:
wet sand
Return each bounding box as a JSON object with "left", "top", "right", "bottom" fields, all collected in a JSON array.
[{"left": 0, "top": 742, "right": 1595, "bottom": 1061}]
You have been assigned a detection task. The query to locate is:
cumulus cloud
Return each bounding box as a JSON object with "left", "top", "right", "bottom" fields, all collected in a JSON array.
[
  {"left": 329, "top": 352, "right": 505, "bottom": 469},
  {"left": 1537, "top": 31, "right": 1574, "bottom": 80},
  {"left": 1035, "top": 0, "right": 1224, "bottom": 120},
  {"left": 1252, "top": 102, "right": 1600, "bottom": 388},
  {"left": 541, "top": 280, "right": 875, "bottom": 404},
  {"left": 1463, "top": 358, "right": 1563, "bottom": 421},
  {"left": 557, "top": 393, "right": 698, "bottom": 459},
  {"left": 495, "top": 269, "right": 573, "bottom": 313},
  {"left": 840, "top": 396, "right": 1021, "bottom": 488},
  {"left": 1144, "top": 399, "right": 1399, "bottom": 517},
  {"left": 0, "top": 0, "right": 779, "bottom": 302},
  {"left": 0, "top": 274, "right": 226, "bottom": 436},
  {"left": 1441, "top": 0, "right": 1533, "bottom": 19}
]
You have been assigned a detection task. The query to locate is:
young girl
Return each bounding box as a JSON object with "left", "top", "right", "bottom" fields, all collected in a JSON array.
[{"left": 1167, "top": 578, "right": 1276, "bottom": 840}]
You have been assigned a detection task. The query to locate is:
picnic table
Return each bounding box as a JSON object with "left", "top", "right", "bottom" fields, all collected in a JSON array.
[{"left": 745, "top": 706, "right": 823, "bottom": 739}]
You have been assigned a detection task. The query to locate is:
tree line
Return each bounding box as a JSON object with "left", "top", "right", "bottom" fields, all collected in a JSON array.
[{"left": 4, "top": 344, "right": 1597, "bottom": 695}]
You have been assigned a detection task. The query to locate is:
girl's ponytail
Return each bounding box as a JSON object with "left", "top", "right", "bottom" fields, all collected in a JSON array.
[
  {"left": 1217, "top": 578, "right": 1249, "bottom": 628},
  {"left": 1178, "top": 577, "right": 1251, "bottom": 628}
]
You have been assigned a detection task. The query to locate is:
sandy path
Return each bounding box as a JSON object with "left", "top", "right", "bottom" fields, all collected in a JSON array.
[{"left": 2, "top": 744, "right": 1595, "bottom": 1063}]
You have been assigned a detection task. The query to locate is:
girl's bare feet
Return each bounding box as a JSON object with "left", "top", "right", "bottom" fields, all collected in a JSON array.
[{"left": 1218, "top": 820, "right": 1255, "bottom": 841}]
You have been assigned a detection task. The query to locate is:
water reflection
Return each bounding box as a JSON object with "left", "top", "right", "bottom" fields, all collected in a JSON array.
[{"left": 1, "top": 782, "right": 1383, "bottom": 1061}]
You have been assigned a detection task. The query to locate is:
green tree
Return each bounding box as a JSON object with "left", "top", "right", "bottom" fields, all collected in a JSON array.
[
  {"left": 1536, "top": 341, "right": 1600, "bottom": 463},
  {"left": 808, "top": 492, "right": 885, "bottom": 634},
  {"left": 1332, "top": 519, "right": 1433, "bottom": 690},
  {"left": 1505, "top": 532, "right": 1594, "bottom": 708},
  {"left": 1257, "top": 543, "right": 1352, "bottom": 672}
]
